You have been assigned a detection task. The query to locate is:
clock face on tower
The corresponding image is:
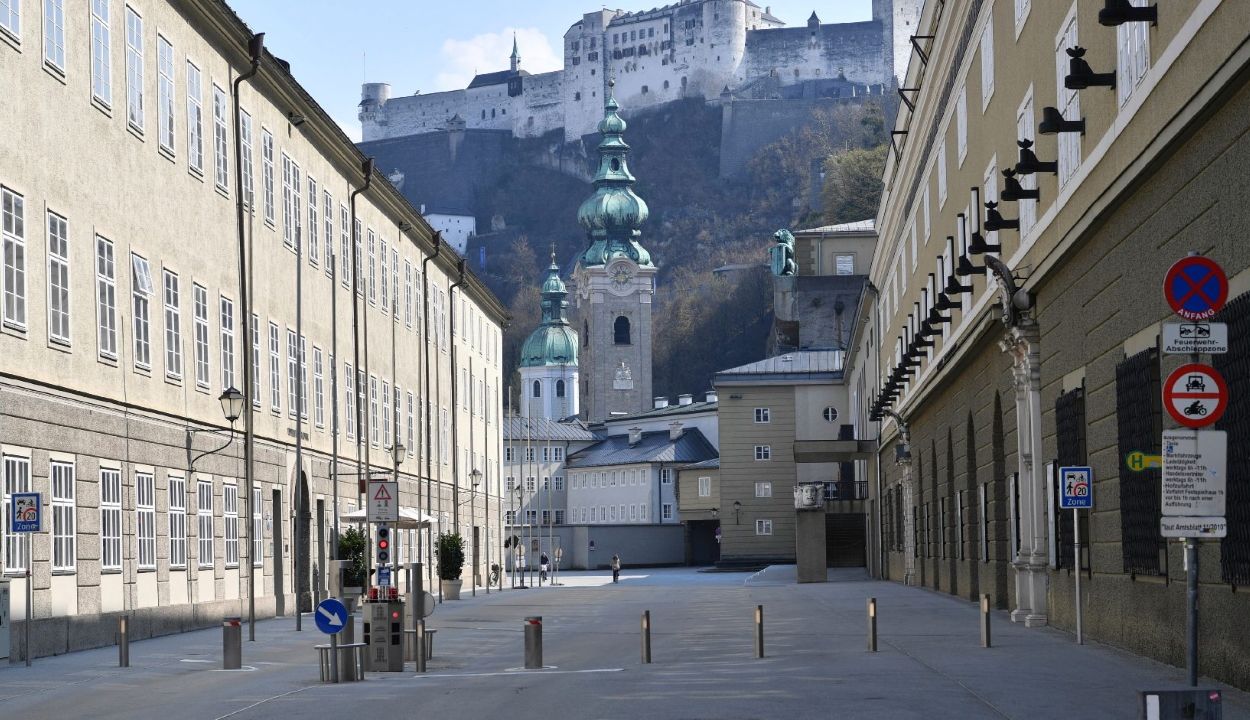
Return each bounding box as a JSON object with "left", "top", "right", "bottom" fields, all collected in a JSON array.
[{"left": 608, "top": 261, "right": 635, "bottom": 296}]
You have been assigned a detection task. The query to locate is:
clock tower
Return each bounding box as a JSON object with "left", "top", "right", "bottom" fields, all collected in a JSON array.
[{"left": 569, "top": 81, "right": 656, "bottom": 423}]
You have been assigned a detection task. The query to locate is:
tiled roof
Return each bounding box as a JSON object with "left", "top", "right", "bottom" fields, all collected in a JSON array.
[
  {"left": 467, "top": 69, "right": 529, "bottom": 89},
  {"left": 797, "top": 219, "right": 875, "bottom": 234},
  {"left": 716, "top": 350, "right": 844, "bottom": 376},
  {"left": 503, "top": 417, "right": 602, "bottom": 442},
  {"left": 566, "top": 429, "right": 718, "bottom": 469}
]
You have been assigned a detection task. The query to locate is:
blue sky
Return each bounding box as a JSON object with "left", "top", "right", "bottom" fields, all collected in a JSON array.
[{"left": 224, "top": 0, "right": 874, "bottom": 141}]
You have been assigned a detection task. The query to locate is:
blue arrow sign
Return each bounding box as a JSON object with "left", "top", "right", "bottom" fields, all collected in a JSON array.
[{"left": 315, "top": 598, "right": 348, "bottom": 635}]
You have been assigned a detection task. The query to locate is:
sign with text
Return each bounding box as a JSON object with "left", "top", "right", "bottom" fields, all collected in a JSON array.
[
  {"left": 1163, "top": 322, "right": 1228, "bottom": 355},
  {"left": 1161, "top": 516, "right": 1227, "bottom": 539},
  {"left": 1164, "top": 256, "right": 1228, "bottom": 321},
  {"left": 11, "top": 493, "right": 40, "bottom": 532},
  {"left": 368, "top": 481, "right": 399, "bottom": 524},
  {"left": 1058, "top": 466, "right": 1093, "bottom": 509},
  {"left": 1162, "top": 429, "right": 1227, "bottom": 516}
]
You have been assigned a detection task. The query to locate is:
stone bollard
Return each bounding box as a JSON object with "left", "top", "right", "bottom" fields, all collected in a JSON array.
[{"left": 524, "top": 616, "right": 543, "bottom": 669}]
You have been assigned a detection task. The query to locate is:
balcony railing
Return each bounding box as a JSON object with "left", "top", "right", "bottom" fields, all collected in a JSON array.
[{"left": 823, "top": 480, "right": 868, "bottom": 501}]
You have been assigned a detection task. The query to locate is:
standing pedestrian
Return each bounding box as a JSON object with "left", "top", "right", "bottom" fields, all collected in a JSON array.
[
  {"left": 611, "top": 554, "right": 621, "bottom": 583},
  {"left": 540, "top": 551, "right": 549, "bottom": 583}
]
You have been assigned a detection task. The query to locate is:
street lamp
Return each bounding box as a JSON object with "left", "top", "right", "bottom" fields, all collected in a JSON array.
[
  {"left": 186, "top": 387, "right": 246, "bottom": 473},
  {"left": 511, "top": 485, "right": 527, "bottom": 588},
  {"left": 733, "top": 501, "right": 742, "bottom": 525},
  {"left": 469, "top": 468, "right": 481, "bottom": 595}
]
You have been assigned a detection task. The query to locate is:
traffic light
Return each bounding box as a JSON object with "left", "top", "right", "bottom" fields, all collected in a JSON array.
[{"left": 376, "top": 525, "right": 391, "bottom": 565}]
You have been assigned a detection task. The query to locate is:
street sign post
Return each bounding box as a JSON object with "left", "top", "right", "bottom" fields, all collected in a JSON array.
[
  {"left": 1163, "top": 363, "right": 1227, "bottom": 428},
  {"left": 1058, "top": 467, "right": 1092, "bottom": 645},
  {"left": 1161, "top": 516, "right": 1228, "bottom": 539},
  {"left": 1163, "top": 322, "right": 1229, "bottom": 355},
  {"left": 1125, "top": 451, "right": 1162, "bottom": 472},
  {"left": 315, "top": 598, "right": 349, "bottom": 635},
  {"left": 368, "top": 481, "right": 399, "bottom": 524},
  {"left": 1164, "top": 255, "right": 1228, "bottom": 321},
  {"left": 1162, "top": 430, "right": 1227, "bottom": 516},
  {"left": 11, "top": 492, "right": 39, "bottom": 667}
]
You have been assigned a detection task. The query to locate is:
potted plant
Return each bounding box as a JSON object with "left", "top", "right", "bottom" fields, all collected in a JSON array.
[
  {"left": 437, "top": 532, "right": 466, "bottom": 600},
  {"left": 338, "top": 527, "right": 367, "bottom": 602}
]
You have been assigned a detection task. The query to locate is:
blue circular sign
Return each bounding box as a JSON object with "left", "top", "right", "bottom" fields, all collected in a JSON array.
[
  {"left": 315, "top": 598, "right": 349, "bottom": 635},
  {"left": 1165, "top": 256, "right": 1227, "bottom": 321}
]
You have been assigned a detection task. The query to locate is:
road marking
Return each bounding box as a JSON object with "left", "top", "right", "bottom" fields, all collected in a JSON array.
[
  {"left": 214, "top": 685, "right": 318, "bottom": 720},
  {"left": 414, "top": 667, "right": 624, "bottom": 679},
  {"left": 180, "top": 659, "right": 213, "bottom": 664},
  {"left": 210, "top": 666, "right": 258, "bottom": 672}
]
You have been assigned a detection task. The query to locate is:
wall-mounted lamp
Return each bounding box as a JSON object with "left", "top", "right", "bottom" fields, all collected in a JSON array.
[
  {"left": 186, "top": 387, "right": 245, "bottom": 473},
  {"left": 1000, "top": 168, "right": 1040, "bottom": 202},
  {"left": 1098, "top": 0, "right": 1157, "bottom": 27},
  {"left": 983, "top": 201, "right": 1020, "bottom": 232},
  {"left": 710, "top": 507, "right": 719, "bottom": 518},
  {"left": 398, "top": 221, "right": 415, "bottom": 232},
  {"left": 1014, "top": 139, "right": 1058, "bottom": 176},
  {"left": 1038, "top": 106, "right": 1086, "bottom": 136},
  {"left": 967, "top": 188, "right": 1002, "bottom": 255},
  {"left": 288, "top": 111, "right": 307, "bottom": 126},
  {"left": 1064, "top": 47, "right": 1115, "bottom": 90},
  {"left": 956, "top": 254, "right": 987, "bottom": 278},
  {"left": 733, "top": 501, "right": 742, "bottom": 525}
]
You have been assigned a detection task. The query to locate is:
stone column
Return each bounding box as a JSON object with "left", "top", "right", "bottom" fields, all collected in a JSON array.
[{"left": 1000, "top": 320, "right": 1048, "bottom": 626}]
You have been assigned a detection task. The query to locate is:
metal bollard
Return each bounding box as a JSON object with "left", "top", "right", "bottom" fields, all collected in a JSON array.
[
  {"left": 754, "top": 605, "right": 764, "bottom": 659},
  {"left": 524, "top": 616, "right": 543, "bottom": 669},
  {"left": 980, "top": 595, "right": 992, "bottom": 648},
  {"left": 867, "top": 598, "right": 878, "bottom": 652},
  {"left": 641, "top": 610, "right": 652, "bottom": 664},
  {"left": 118, "top": 616, "right": 130, "bottom": 668},
  {"left": 223, "top": 616, "right": 243, "bottom": 670}
]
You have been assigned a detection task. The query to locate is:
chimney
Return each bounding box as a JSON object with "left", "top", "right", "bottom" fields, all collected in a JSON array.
[
  {"left": 678, "top": 394, "right": 693, "bottom": 406},
  {"left": 669, "top": 421, "right": 684, "bottom": 441},
  {"left": 654, "top": 397, "right": 669, "bottom": 409},
  {"left": 705, "top": 390, "right": 718, "bottom": 403},
  {"left": 628, "top": 427, "right": 643, "bottom": 446}
]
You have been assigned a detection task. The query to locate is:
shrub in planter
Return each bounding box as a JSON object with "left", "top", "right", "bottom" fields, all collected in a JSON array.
[
  {"left": 338, "top": 527, "right": 368, "bottom": 588},
  {"left": 437, "top": 532, "right": 466, "bottom": 581}
]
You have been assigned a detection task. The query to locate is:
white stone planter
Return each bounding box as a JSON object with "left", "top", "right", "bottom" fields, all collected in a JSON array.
[{"left": 441, "top": 579, "right": 463, "bottom": 600}]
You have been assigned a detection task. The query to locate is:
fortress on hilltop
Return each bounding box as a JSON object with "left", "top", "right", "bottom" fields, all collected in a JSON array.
[{"left": 360, "top": 0, "right": 921, "bottom": 143}]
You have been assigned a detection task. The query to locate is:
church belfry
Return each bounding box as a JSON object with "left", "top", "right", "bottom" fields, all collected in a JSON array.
[
  {"left": 570, "top": 81, "right": 656, "bottom": 423},
  {"left": 518, "top": 255, "right": 580, "bottom": 420}
]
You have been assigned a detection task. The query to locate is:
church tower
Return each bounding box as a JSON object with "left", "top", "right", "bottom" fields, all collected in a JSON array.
[
  {"left": 571, "top": 81, "right": 656, "bottom": 423},
  {"left": 518, "top": 256, "right": 580, "bottom": 420}
]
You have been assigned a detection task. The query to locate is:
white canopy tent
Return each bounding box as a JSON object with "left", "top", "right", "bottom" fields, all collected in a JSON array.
[{"left": 339, "top": 507, "right": 437, "bottom": 530}]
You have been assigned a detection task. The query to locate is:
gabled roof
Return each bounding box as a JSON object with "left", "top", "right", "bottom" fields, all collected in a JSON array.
[
  {"left": 504, "top": 417, "right": 602, "bottom": 443},
  {"left": 467, "top": 69, "right": 529, "bottom": 89},
  {"left": 796, "top": 219, "right": 875, "bottom": 234},
  {"left": 682, "top": 458, "right": 720, "bottom": 470},
  {"left": 566, "top": 428, "right": 718, "bottom": 469},
  {"left": 603, "top": 399, "right": 717, "bottom": 424},
  {"left": 717, "top": 350, "right": 844, "bottom": 376}
]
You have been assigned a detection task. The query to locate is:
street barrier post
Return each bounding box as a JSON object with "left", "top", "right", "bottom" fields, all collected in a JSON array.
[
  {"left": 118, "top": 616, "right": 129, "bottom": 668},
  {"left": 867, "top": 598, "right": 878, "bottom": 652},
  {"left": 754, "top": 605, "right": 764, "bottom": 659},
  {"left": 524, "top": 616, "right": 543, "bottom": 669},
  {"left": 641, "top": 610, "right": 652, "bottom": 664},
  {"left": 981, "top": 595, "right": 992, "bottom": 649}
]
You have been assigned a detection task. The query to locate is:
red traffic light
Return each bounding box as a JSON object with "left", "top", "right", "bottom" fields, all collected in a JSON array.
[{"left": 378, "top": 540, "right": 389, "bottom": 549}]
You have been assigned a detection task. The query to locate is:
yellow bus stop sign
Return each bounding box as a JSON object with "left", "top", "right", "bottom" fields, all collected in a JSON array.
[{"left": 1126, "top": 451, "right": 1162, "bottom": 472}]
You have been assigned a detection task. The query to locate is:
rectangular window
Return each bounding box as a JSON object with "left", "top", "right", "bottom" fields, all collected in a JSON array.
[
  {"left": 281, "top": 155, "right": 297, "bottom": 249},
  {"left": 269, "top": 322, "right": 280, "bottom": 412},
  {"left": 3, "top": 456, "right": 32, "bottom": 573},
  {"left": 197, "top": 480, "right": 213, "bottom": 568},
  {"left": 157, "top": 36, "right": 174, "bottom": 152},
  {"left": 661, "top": 468, "right": 672, "bottom": 484},
  {"left": 345, "top": 362, "right": 355, "bottom": 438},
  {"left": 380, "top": 240, "right": 389, "bottom": 312},
  {"left": 404, "top": 261, "right": 413, "bottom": 327},
  {"left": 241, "top": 111, "right": 253, "bottom": 209},
  {"left": 299, "top": 335, "right": 307, "bottom": 418},
  {"left": 213, "top": 86, "right": 229, "bottom": 191},
  {"left": 937, "top": 138, "right": 948, "bottom": 206},
  {"left": 220, "top": 296, "right": 235, "bottom": 390},
  {"left": 51, "top": 460, "right": 75, "bottom": 572},
  {"left": 553, "top": 447, "right": 563, "bottom": 462},
  {"left": 313, "top": 347, "right": 324, "bottom": 428},
  {"left": 1056, "top": 11, "right": 1081, "bottom": 186},
  {"left": 252, "top": 486, "right": 262, "bottom": 567},
  {"left": 169, "top": 474, "right": 187, "bottom": 569},
  {"left": 370, "top": 375, "right": 379, "bottom": 445},
  {"left": 382, "top": 380, "right": 391, "bottom": 448},
  {"left": 46, "top": 211, "right": 69, "bottom": 345},
  {"left": 163, "top": 269, "right": 181, "bottom": 379},
  {"left": 980, "top": 14, "right": 995, "bottom": 109},
  {"left": 754, "top": 445, "right": 771, "bottom": 461},
  {"left": 1116, "top": 0, "right": 1151, "bottom": 106},
  {"left": 261, "top": 129, "right": 275, "bottom": 225},
  {"left": 95, "top": 236, "right": 117, "bottom": 357},
  {"left": 192, "top": 284, "right": 210, "bottom": 388},
  {"left": 224, "top": 482, "right": 238, "bottom": 567},
  {"left": 754, "top": 407, "right": 770, "bottom": 423},
  {"left": 186, "top": 61, "right": 203, "bottom": 174},
  {"left": 956, "top": 84, "right": 968, "bottom": 165},
  {"left": 132, "top": 254, "right": 154, "bottom": 368},
  {"left": 323, "top": 190, "right": 334, "bottom": 276},
  {"left": 137, "top": 471, "right": 155, "bottom": 570},
  {"left": 3, "top": 187, "right": 27, "bottom": 329},
  {"left": 367, "top": 230, "right": 376, "bottom": 302},
  {"left": 100, "top": 466, "right": 121, "bottom": 572},
  {"left": 698, "top": 476, "right": 711, "bottom": 497},
  {"left": 441, "top": 408, "right": 449, "bottom": 463},
  {"left": 91, "top": 0, "right": 112, "bottom": 105},
  {"left": 124, "top": 7, "right": 143, "bottom": 131},
  {"left": 554, "top": 475, "right": 564, "bottom": 491},
  {"left": 250, "top": 314, "right": 261, "bottom": 405},
  {"left": 1016, "top": 92, "right": 1037, "bottom": 235},
  {"left": 392, "top": 249, "right": 400, "bottom": 321},
  {"left": 755, "top": 482, "right": 772, "bottom": 498},
  {"left": 286, "top": 329, "right": 297, "bottom": 417},
  {"left": 0, "top": 0, "right": 19, "bottom": 38},
  {"left": 42, "top": 0, "right": 64, "bottom": 70},
  {"left": 307, "top": 177, "right": 319, "bottom": 265},
  {"left": 756, "top": 518, "right": 772, "bottom": 535},
  {"left": 340, "top": 206, "right": 350, "bottom": 288},
  {"left": 406, "top": 391, "right": 415, "bottom": 458},
  {"left": 1014, "top": 0, "right": 1031, "bottom": 36}
]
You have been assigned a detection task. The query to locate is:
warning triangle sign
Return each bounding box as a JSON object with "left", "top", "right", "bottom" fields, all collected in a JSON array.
[{"left": 373, "top": 485, "right": 393, "bottom": 501}]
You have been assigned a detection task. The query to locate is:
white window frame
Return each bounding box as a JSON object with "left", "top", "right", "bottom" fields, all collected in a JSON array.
[
  {"left": 100, "top": 466, "right": 121, "bottom": 572},
  {"left": 286, "top": 329, "right": 298, "bottom": 417},
  {"left": 46, "top": 211, "right": 70, "bottom": 345},
  {"left": 382, "top": 379, "right": 391, "bottom": 448},
  {"left": 192, "top": 284, "right": 210, "bottom": 388},
  {"left": 43, "top": 0, "right": 65, "bottom": 72},
  {"left": 1056, "top": 7, "right": 1081, "bottom": 186},
  {"left": 157, "top": 35, "right": 174, "bottom": 153},
  {"left": 380, "top": 239, "right": 389, "bottom": 313},
  {"left": 169, "top": 474, "right": 187, "bottom": 569},
  {"left": 1014, "top": 0, "right": 1031, "bottom": 39},
  {"left": 186, "top": 60, "right": 203, "bottom": 175},
  {"left": 662, "top": 503, "right": 672, "bottom": 520},
  {"left": 313, "top": 347, "right": 324, "bottom": 428},
  {"left": 132, "top": 254, "right": 153, "bottom": 368},
  {"left": 220, "top": 295, "right": 235, "bottom": 390},
  {"left": 0, "top": 0, "right": 20, "bottom": 40},
  {"left": 754, "top": 445, "right": 771, "bottom": 461},
  {"left": 340, "top": 206, "right": 351, "bottom": 288},
  {"left": 224, "top": 482, "right": 238, "bottom": 568},
  {"left": 1116, "top": 0, "right": 1151, "bottom": 107},
  {"left": 370, "top": 375, "right": 379, "bottom": 446},
  {"left": 345, "top": 362, "right": 355, "bottom": 438},
  {"left": 124, "top": 6, "right": 143, "bottom": 132},
  {"left": 3, "top": 186, "right": 27, "bottom": 329},
  {"left": 269, "top": 322, "right": 280, "bottom": 413},
  {"left": 698, "top": 476, "right": 711, "bottom": 497},
  {"left": 197, "top": 479, "right": 214, "bottom": 569},
  {"left": 307, "top": 177, "right": 319, "bottom": 266},
  {"left": 937, "top": 137, "right": 948, "bottom": 207},
  {"left": 51, "top": 459, "right": 75, "bottom": 573},
  {"left": 252, "top": 486, "right": 262, "bottom": 568},
  {"left": 91, "top": 0, "right": 112, "bottom": 106},
  {"left": 956, "top": 84, "right": 968, "bottom": 166},
  {"left": 406, "top": 391, "right": 415, "bottom": 458},
  {"left": 261, "top": 129, "right": 275, "bottom": 226},
  {"left": 162, "top": 269, "right": 181, "bottom": 379},
  {"left": 755, "top": 482, "right": 772, "bottom": 498},
  {"left": 299, "top": 335, "right": 308, "bottom": 419},
  {"left": 981, "top": 13, "right": 995, "bottom": 110},
  {"left": 137, "top": 471, "right": 155, "bottom": 570},
  {"left": 753, "top": 407, "right": 770, "bottom": 424},
  {"left": 367, "top": 230, "right": 376, "bottom": 303},
  {"left": 4, "top": 455, "right": 32, "bottom": 574},
  {"left": 1015, "top": 88, "right": 1037, "bottom": 236},
  {"left": 96, "top": 235, "right": 117, "bottom": 358},
  {"left": 241, "top": 110, "right": 253, "bottom": 209},
  {"left": 756, "top": 518, "right": 773, "bottom": 536},
  {"left": 213, "top": 85, "right": 229, "bottom": 191},
  {"left": 323, "top": 190, "right": 334, "bottom": 276},
  {"left": 250, "top": 314, "right": 261, "bottom": 406},
  {"left": 392, "top": 249, "right": 400, "bottom": 321}
]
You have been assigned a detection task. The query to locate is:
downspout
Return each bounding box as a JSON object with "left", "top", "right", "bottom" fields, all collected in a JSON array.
[
  {"left": 449, "top": 260, "right": 467, "bottom": 532},
  {"left": 422, "top": 233, "right": 441, "bottom": 593},
  {"left": 231, "top": 31, "right": 264, "bottom": 641},
  {"left": 349, "top": 158, "right": 374, "bottom": 585}
]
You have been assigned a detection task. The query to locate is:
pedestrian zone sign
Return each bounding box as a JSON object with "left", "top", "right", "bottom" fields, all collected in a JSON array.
[
  {"left": 1059, "top": 467, "right": 1093, "bottom": 509},
  {"left": 11, "top": 493, "right": 40, "bottom": 532}
]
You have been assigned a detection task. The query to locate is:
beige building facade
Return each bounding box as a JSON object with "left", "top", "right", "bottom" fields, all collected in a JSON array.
[
  {"left": 863, "top": 0, "right": 1250, "bottom": 689},
  {"left": 0, "top": 0, "right": 507, "bottom": 659}
]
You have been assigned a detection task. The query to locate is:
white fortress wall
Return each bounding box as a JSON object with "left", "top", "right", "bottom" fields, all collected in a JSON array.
[
  {"left": 515, "top": 70, "right": 566, "bottom": 138},
  {"left": 743, "top": 21, "right": 887, "bottom": 89}
]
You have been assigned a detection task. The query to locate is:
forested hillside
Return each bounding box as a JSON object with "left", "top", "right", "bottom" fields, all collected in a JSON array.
[{"left": 474, "top": 97, "right": 894, "bottom": 407}]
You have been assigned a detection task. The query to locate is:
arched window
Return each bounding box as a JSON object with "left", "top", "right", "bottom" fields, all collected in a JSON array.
[
  {"left": 614, "top": 316, "right": 631, "bottom": 345},
  {"left": 532, "top": 380, "right": 541, "bottom": 398},
  {"left": 556, "top": 380, "right": 566, "bottom": 398},
  {"left": 583, "top": 320, "right": 589, "bottom": 347}
]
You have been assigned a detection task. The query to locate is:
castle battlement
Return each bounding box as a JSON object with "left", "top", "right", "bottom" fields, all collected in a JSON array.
[{"left": 360, "top": 0, "right": 920, "bottom": 143}]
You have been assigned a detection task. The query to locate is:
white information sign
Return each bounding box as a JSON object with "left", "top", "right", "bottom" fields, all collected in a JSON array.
[
  {"left": 1163, "top": 322, "right": 1229, "bottom": 355},
  {"left": 1161, "top": 429, "right": 1227, "bottom": 516},
  {"left": 368, "top": 481, "right": 400, "bottom": 524},
  {"left": 1161, "top": 516, "right": 1228, "bottom": 539}
]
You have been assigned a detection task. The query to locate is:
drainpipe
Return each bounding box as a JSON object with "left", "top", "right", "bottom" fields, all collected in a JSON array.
[
  {"left": 349, "top": 158, "right": 374, "bottom": 589},
  {"left": 449, "top": 260, "right": 467, "bottom": 531},
  {"left": 422, "top": 233, "right": 441, "bottom": 593},
  {"left": 232, "top": 31, "right": 264, "bottom": 641}
]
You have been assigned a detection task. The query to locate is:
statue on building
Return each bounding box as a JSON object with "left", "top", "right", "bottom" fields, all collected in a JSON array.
[
  {"left": 770, "top": 229, "right": 797, "bottom": 277},
  {"left": 613, "top": 362, "right": 634, "bottom": 390}
]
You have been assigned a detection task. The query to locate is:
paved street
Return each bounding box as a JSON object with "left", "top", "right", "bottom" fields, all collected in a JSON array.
[{"left": 1, "top": 567, "right": 1246, "bottom": 719}]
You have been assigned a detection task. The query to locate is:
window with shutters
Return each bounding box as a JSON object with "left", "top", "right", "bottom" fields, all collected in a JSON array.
[
  {"left": 1116, "top": 0, "right": 1151, "bottom": 107},
  {"left": 1055, "top": 10, "right": 1081, "bottom": 186},
  {"left": 1117, "top": 348, "right": 1163, "bottom": 576}
]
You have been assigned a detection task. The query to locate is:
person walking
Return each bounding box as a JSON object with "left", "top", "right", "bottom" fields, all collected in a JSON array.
[{"left": 611, "top": 554, "right": 621, "bottom": 583}]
